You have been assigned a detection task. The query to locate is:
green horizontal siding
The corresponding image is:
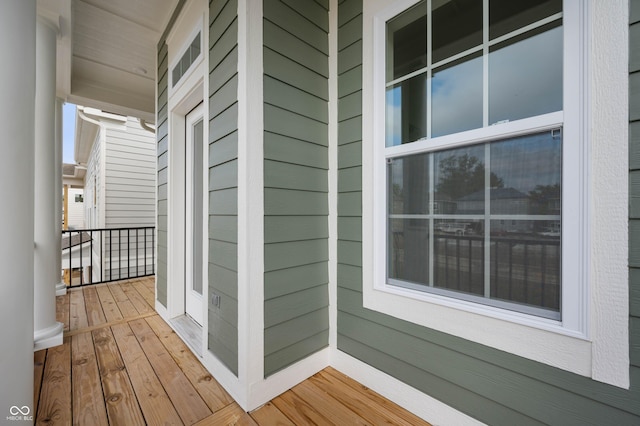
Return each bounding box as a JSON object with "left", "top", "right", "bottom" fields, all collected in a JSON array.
[
  {"left": 263, "top": 0, "right": 329, "bottom": 377},
  {"left": 208, "top": 0, "right": 238, "bottom": 376},
  {"left": 265, "top": 262, "right": 329, "bottom": 300},
  {"left": 264, "top": 215, "right": 328, "bottom": 243},
  {"left": 264, "top": 132, "right": 328, "bottom": 169},
  {"left": 336, "top": 1, "right": 640, "bottom": 424},
  {"left": 631, "top": 0, "right": 640, "bottom": 390},
  {"left": 264, "top": 76, "right": 328, "bottom": 123},
  {"left": 209, "top": 131, "right": 238, "bottom": 167},
  {"left": 156, "top": 38, "right": 169, "bottom": 307}
]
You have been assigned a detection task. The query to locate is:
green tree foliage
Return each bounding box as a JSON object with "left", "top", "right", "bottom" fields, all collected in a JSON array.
[
  {"left": 436, "top": 153, "right": 503, "bottom": 200},
  {"left": 528, "top": 183, "right": 561, "bottom": 214}
]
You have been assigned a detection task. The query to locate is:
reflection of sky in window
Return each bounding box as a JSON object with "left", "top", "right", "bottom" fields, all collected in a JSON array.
[
  {"left": 489, "top": 25, "right": 563, "bottom": 124},
  {"left": 432, "top": 55, "right": 483, "bottom": 138},
  {"left": 386, "top": 86, "right": 402, "bottom": 146},
  {"left": 490, "top": 132, "right": 561, "bottom": 193}
]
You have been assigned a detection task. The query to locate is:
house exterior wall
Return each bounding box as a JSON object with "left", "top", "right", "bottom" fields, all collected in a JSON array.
[
  {"left": 66, "top": 188, "right": 85, "bottom": 229},
  {"left": 208, "top": 0, "right": 240, "bottom": 376},
  {"left": 153, "top": 0, "right": 639, "bottom": 419},
  {"left": 157, "top": 39, "right": 170, "bottom": 307},
  {"left": 84, "top": 129, "right": 103, "bottom": 229},
  {"left": 104, "top": 117, "right": 156, "bottom": 228},
  {"left": 262, "top": 0, "right": 330, "bottom": 377},
  {"left": 336, "top": 0, "right": 640, "bottom": 424},
  {"left": 629, "top": 0, "right": 640, "bottom": 397}
]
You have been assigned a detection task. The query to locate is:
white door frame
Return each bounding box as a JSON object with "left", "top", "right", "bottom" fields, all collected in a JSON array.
[
  {"left": 166, "top": 77, "right": 206, "bottom": 322},
  {"left": 185, "top": 102, "right": 205, "bottom": 325}
]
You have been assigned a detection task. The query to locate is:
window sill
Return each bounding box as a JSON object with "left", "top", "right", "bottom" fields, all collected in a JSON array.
[{"left": 363, "top": 281, "right": 592, "bottom": 376}]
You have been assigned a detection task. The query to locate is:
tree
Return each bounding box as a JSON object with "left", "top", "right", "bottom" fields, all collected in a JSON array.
[
  {"left": 528, "top": 184, "right": 561, "bottom": 215},
  {"left": 436, "top": 153, "right": 503, "bottom": 200}
]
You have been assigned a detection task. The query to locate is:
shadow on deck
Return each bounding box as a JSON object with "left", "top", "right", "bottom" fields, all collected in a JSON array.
[{"left": 34, "top": 276, "right": 430, "bottom": 425}]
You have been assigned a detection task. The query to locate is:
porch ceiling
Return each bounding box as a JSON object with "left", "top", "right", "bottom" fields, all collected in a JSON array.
[{"left": 39, "top": 0, "right": 179, "bottom": 123}]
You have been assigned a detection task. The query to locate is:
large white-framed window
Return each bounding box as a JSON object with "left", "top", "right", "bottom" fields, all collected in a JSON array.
[
  {"left": 377, "top": 0, "right": 580, "bottom": 328},
  {"left": 362, "top": 0, "right": 629, "bottom": 387}
]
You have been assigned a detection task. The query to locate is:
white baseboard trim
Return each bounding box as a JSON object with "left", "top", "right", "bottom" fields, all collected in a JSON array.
[
  {"left": 34, "top": 321, "right": 64, "bottom": 351},
  {"left": 247, "top": 347, "right": 330, "bottom": 411},
  {"left": 331, "top": 349, "right": 485, "bottom": 426},
  {"left": 55, "top": 282, "right": 67, "bottom": 296}
]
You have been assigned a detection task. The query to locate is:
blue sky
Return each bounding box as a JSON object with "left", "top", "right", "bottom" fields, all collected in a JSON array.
[{"left": 63, "top": 103, "right": 76, "bottom": 164}]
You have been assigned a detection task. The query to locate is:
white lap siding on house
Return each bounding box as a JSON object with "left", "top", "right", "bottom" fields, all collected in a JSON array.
[{"left": 104, "top": 117, "right": 156, "bottom": 228}]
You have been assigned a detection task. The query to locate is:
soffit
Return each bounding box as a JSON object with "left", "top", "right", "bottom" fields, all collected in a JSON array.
[{"left": 67, "top": 0, "right": 179, "bottom": 122}]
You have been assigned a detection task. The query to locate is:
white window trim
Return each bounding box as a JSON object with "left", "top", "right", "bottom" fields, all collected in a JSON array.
[
  {"left": 362, "top": 0, "right": 629, "bottom": 388},
  {"left": 168, "top": 12, "right": 204, "bottom": 95}
]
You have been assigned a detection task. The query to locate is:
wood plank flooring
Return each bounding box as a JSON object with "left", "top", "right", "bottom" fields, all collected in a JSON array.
[{"left": 35, "top": 277, "right": 431, "bottom": 425}]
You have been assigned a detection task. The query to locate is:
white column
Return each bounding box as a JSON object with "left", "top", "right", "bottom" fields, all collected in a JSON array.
[
  {"left": 0, "top": 0, "right": 36, "bottom": 414},
  {"left": 55, "top": 99, "right": 66, "bottom": 296},
  {"left": 33, "top": 16, "right": 63, "bottom": 351}
]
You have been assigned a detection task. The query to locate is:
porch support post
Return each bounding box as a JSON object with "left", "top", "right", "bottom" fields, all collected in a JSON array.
[
  {"left": 0, "top": 0, "right": 36, "bottom": 412},
  {"left": 33, "top": 16, "right": 64, "bottom": 351},
  {"left": 55, "top": 99, "right": 66, "bottom": 296}
]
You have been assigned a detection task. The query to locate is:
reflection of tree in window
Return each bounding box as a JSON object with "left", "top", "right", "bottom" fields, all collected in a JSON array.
[
  {"left": 528, "top": 184, "right": 560, "bottom": 215},
  {"left": 436, "top": 153, "right": 503, "bottom": 201}
]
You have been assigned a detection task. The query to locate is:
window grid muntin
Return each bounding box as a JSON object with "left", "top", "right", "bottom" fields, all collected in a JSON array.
[
  {"left": 386, "top": 1, "right": 563, "bottom": 142},
  {"left": 386, "top": 127, "right": 562, "bottom": 320}
]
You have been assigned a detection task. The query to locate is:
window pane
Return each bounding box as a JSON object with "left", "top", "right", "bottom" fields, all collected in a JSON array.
[
  {"left": 489, "top": 0, "right": 562, "bottom": 40},
  {"left": 490, "top": 220, "right": 560, "bottom": 313},
  {"left": 434, "top": 145, "right": 485, "bottom": 214},
  {"left": 386, "top": 73, "right": 428, "bottom": 146},
  {"left": 431, "top": 53, "right": 483, "bottom": 138},
  {"left": 490, "top": 131, "right": 562, "bottom": 215},
  {"left": 389, "top": 219, "right": 430, "bottom": 285},
  {"left": 434, "top": 219, "right": 484, "bottom": 295},
  {"left": 432, "top": 0, "right": 482, "bottom": 63},
  {"left": 387, "top": 1, "right": 427, "bottom": 81},
  {"left": 388, "top": 154, "right": 430, "bottom": 215},
  {"left": 489, "top": 23, "right": 563, "bottom": 125}
]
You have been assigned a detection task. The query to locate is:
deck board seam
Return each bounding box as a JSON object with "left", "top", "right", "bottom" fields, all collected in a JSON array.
[{"left": 63, "top": 311, "right": 157, "bottom": 337}]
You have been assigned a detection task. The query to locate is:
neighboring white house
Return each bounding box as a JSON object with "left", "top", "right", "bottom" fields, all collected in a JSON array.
[
  {"left": 73, "top": 106, "right": 156, "bottom": 283},
  {"left": 75, "top": 106, "right": 156, "bottom": 229},
  {"left": 65, "top": 187, "right": 84, "bottom": 229}
]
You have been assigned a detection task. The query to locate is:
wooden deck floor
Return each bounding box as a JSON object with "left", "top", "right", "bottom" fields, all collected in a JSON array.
[{"left": 35, "top": 277, "right": 430, "bottom": 425}]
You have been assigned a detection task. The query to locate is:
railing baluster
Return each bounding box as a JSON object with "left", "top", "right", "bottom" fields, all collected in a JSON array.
[
  {"left": 456, "top": 236, "right": 460, "bottom": 290},
  {"left": 62, "top": 227, "right": 155, "bottom": 288},
  {"left": 144, "top": 228, "right": 147, "bottom": 276},
  {"left": 89, "top": 230, "right": 93, "bottom": 284},
  {"left": 136, "top": 228, "right": 139, "bottom": 277},
  {"left": 127, "top": 228, "right": 130, "bottom": 279},
  {"left": 524, "top": 243, "right": 529, "bottom": 303},
  {"left": 79, "top": 230, "right": 83, "bottom": 285},
  {"left": 118, "top": 229, "right": 122, "bottom": 281},
  {"left": 541, "top": 243, "right": 546, "bottom": 308},
  {"left": 68, "top": 231, "right": 72, "bottom": 286},
  {"left": 100, "top": 230, "right": 103, "bottom": 283},
  {"left": 468, "top": 239, "right": 472, "bottom": 292},
  {"left": 109, "top": 229, "right": 113, "bottom": 282},
  {"left": 508, "top": 242, "right": 513, "bottom": 301}
]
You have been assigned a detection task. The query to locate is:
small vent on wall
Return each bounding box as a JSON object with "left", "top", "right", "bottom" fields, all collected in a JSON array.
[{"left": 172, "top": 33, "right": 201, "bottom": 88}]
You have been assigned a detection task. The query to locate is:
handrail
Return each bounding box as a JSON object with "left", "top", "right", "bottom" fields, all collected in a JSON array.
[{"left": 61, "top": 226, "right": 155, "bottom": 288}]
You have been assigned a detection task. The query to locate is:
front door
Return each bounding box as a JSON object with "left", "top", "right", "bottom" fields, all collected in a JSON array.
[{"left": 185, "top": 103, "right": 204, "bottom": 325}]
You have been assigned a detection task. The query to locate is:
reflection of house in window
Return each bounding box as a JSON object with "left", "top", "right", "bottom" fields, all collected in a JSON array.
[
  {"left": 432, "top": 194, "right": 457, "bottom": 214},
  {"left": 457, "top": 187, "right": 529, "bottom": 214},
  {"left": 457, "top": 187, "right": 531, "bottom": 233}
]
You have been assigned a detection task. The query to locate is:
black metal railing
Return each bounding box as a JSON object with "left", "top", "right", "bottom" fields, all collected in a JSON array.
[
  {"left": 433, "top": 233, "right": 561, "bottom": 310},
  {"left": 392, "top": 232, "right": 561, "bottom": 311},
  {"left": 61, "top": 227, "right": 155, "bottom": 287}
]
